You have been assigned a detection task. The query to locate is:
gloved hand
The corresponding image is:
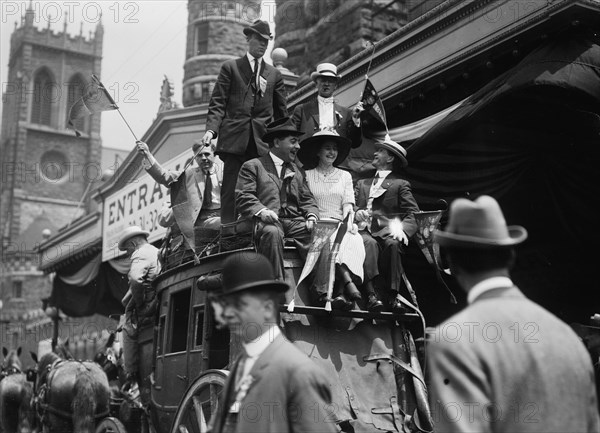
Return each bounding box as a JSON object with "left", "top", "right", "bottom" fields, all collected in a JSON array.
[{"left": 388, "top": 217, "right": 408, "bottom": 246}]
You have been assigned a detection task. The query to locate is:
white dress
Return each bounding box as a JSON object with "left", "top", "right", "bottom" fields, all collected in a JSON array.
[{"left": 305, "top": 168, "right": 365, "bottom": 282}]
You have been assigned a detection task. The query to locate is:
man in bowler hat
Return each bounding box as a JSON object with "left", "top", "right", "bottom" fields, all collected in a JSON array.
[
  {"left": 427, "top": 195, "right": 599, "bottom": 432},
  {"left": 235, "top": 117, "right": 320, "bottom": 281},
  {"left": 208, "top": 251, "right": 336, "bottom": 433},
  {"left": 202, "top": 19, "right": 288, "bottom": 224}
]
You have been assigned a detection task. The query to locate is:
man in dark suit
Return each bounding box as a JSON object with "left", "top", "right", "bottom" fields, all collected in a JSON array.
[
  {"left": 428, "top": 195, "right": 600, "bottom": 432},
  {"left": 290, "top": 62, "right": 363, "bottom": 151},
  {"left": 208, "top": 251, "right": 337, "bottom": 433},
  {"left": 355, "top": 136, "right": 420, "bottom": 312},
  {"left": 202, "top": 20, "right": 288, "bottom": 224},
  {"left": 136, "top": 140, "right": 223, "bottom": 252},
  {"left": 236, "top": 117, "right": 320, "bottom": 281}
]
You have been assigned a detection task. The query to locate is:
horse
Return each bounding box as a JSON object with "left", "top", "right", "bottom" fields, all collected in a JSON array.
[
  {"left": 32, "top": 339, "right": 111, "bottom": 433},
  {"left": 93, "top": 331, "right": 126, "bottom": 395},
  {"left": 0, "top": 347, "right": 34, "bottom": 433}
]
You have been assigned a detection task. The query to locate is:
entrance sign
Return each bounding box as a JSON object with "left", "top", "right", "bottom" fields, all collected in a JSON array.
[{"left": 102, "top": 152, "right": 190, "bottom": 261}]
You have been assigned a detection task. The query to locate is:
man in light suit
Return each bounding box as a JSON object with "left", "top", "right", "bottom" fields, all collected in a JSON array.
[
  {"left": 290, "top": 62, "right": 363, "bottom": 151},
  {"left": 208, "top": 251, "right": 337, "bottom": 433},
  {"left": 202, "top": 20, "right": 288, "bottom": 224},
  {"left": 428, "top": 195, "right": 600, "bottom": 432},
  {"left": 137, "top": 140, "right": 223, "bottom": 251},
  {"left": 236, "top": 117, "right": 320, "bottom": 281},
  {"left": 355, "top": 136, "right": 420, "bottom": 312}
]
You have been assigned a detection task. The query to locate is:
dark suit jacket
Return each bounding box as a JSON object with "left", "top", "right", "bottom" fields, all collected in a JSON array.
[
  {"left": 206, "top": 56, "right": 287, "bottom": 157},
  {"left": 355, "top": 172, "right": 419, "bottom": 238},
  {"left": 428, "top": 285, "right": 600, "bottom": 432},
  {"left": 235, "top": 155, "right": 320, "bottom": 220},
  {"left": 291, "top": 99, "right": 361, "bottom": 148},
  {"left": 210, "top": 334, "right": 337, "bottom": 433}
]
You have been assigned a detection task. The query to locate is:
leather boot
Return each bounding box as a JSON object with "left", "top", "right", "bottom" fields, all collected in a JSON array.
[
  {"left": 336, "top": 264, "right": 362, "bottom": 301},
  {"left": 363, "top": 280, "right": 384, "bottom": 312}
]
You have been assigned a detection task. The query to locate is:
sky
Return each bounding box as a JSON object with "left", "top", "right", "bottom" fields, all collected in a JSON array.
[{"left": 1, "top": 1, "right": 276, "bottom": 153}]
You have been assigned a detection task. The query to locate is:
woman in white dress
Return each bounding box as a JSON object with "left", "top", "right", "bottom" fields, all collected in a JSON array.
[{"left": 298, "top": 128, "right": 369, "bottom": 310}]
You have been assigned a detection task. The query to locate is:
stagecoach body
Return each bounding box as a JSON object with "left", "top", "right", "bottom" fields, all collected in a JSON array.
[{"left": 97, "top": 241, "right": 430, "bottom": 433}]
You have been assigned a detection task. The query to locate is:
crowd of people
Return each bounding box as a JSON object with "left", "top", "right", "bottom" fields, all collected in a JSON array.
[{"left": 115, "top": 19, "right": 600, "bottom": 433}]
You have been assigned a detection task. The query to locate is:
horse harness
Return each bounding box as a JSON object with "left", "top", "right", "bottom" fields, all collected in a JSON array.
[
  {"left": 0, "top": 364, "right": 22, "bottom": 380},
  {"left": 35, "top": 358, "right": 109, "bottom": 424}
]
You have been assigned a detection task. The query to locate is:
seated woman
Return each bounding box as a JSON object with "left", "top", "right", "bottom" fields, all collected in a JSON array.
[{"left": 298, "top": 128, "right": 371, "bottom": 310}]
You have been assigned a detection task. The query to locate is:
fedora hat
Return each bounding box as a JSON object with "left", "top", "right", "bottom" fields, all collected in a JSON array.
[
  {"left": 297, "top": 127, "right": 351, "bottom": 169},
  {"left": 243, "top": 20, "right": 273, "bottom": 41},
  {"left": 434, "top": 195, "right": 528, "bottom": 249},
  {"left": 118, "top": 225, "right": 149, "bottom": 251},
  {"left": 375, "top": 134, "right": 408, "bottom": 168},
  {"left": 310, "top": 63, "right": 341, "bottom": 82},
  {"left": 220, "top": 251, "right": 288, "bottom": 296},
  {"left": 262, "top": 117, "right": 304, "bottom": 143}
]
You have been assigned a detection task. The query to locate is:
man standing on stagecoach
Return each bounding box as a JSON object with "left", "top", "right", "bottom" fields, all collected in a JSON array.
[
  {"left": 208, "top": 251, "right": 337, "bottom": 433},
  {"left": 428, "top": 195, "right": 599, "bottom": 432},
  {"left": 118, "top": 226, "right": 161, "bottom": 393},
  {"left": 201, "top": 19, "right": 288, "bottom": 224}
]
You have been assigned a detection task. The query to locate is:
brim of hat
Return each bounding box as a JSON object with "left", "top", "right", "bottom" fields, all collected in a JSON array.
[
  {"left": 298, "top": 134, "right": 352, "bottom": 168},
  {"left": 243, "top": 27, "right": 272, "bottom": 40},
  {"left": 310, "top": 71, "right": 341, "bottom": 82},
  {"left": 434, "top": 226, "right": 528, "bottom": 249},
  {"left": 118, "top": 230, "right": 150, "bottom": 250},
  {"left": 377, "top": 141, "right": 408, "bottom": 167},
  {"left": 221, "top": 280, "right": 289, "bottom": 295},
  {"left": 262, "top": 129, "right": 304, "bottom": 143}
]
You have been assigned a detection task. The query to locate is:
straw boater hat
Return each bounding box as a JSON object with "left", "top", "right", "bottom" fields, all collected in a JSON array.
[
  {"left": 298, "top": 128, "right": 352, "bottom": 169},
  {"left": 118, "top": 225, "right": 149, "bottom": 251},
  {"left": 310, "top": 63, "right": 341, "bottom": 82},
  {"left": 218, "top": 251, "right": 288, "bottom": 296},
  {"left": 376, "top": 134, "right": 408, "bottom": 168},
  {"left": 434, "top": 195, "right": 528, "bottom": 249},
  {"left": 243, "top": 20, "right": 273, "bottom": 41},
  {"left": 262, "top": 117, "right": 304, "bottom": 143}
]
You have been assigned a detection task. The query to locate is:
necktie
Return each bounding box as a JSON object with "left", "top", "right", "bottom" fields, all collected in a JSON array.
[
  {"left": 234, "top": 349, "right": 249, "bottom": 388},
  {"left": 251, "top": 59, "right": 258, "bottom": 91},
  {"left": 280, "top": 162, "right": 290, "bottom": 210},
  {"left": 372, "top": 172, "right": 380, "bottom": 186},
  {"left": 203, "top": 171, "right": 213, "bottom": 208}
]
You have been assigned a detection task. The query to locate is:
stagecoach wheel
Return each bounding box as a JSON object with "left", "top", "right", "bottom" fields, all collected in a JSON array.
[
  {"left": 95, "top": 416, "right": 128, "bottom": 433},
  {"left": 170, "top": 369, "right": 228, "bottom": 433}
]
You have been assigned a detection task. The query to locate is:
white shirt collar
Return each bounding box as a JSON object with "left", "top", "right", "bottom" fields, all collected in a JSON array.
[
  {"left": 318, "top": 95, "right": 334, "bottom": 104},
  {"left": 246, "top": 52, "right": 262, "bottom": 68},
  {"left": 243, "top": 325, "right": 281, "bottom": 359},
  {"left": 375, "top": 169, "right": 392, "bottom": 179},
  {"left": 467, "top": 276, "right": 514, "bottom": 304},
  {"left": 269, "top": 152, "right": 285, "bottom": 176}
]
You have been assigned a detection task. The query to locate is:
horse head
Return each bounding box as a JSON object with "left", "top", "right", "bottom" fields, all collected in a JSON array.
[
  {"left": 53, "top": 338, "right": 74, "bottom": 360},
  {"left": 1, "top": 347, "right": 23, "bottom": 375},
  {"left": 93, "top": 331, "right": 123, "bottom": 382}
]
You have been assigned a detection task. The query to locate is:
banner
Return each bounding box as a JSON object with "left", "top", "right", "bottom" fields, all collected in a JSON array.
[{"left": 101, "top": 152, "right": 190, "bottom": 261}]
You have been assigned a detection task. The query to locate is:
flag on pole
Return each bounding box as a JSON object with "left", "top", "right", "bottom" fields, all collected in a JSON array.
[
  {"left": 68, "top": 74, "right": 118, "bottom": 136},
  {"left": 361, "top": 78, "right": 387, "bottom": 129}
]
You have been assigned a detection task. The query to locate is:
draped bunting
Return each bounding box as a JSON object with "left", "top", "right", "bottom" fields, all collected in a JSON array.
[
  {"left": 56, "top": 253, "right": 101, "bottom": 286},
  {"left": 402, "top": 28, "right": 600, "bottom": 325}
]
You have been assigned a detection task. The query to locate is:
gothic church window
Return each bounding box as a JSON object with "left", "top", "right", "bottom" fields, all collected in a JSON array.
[
  {"left": 31, "top": 68, "right": 55, "bottom": 126},
  {"left": 66, "top": 74, "right": 87, "bottom": 133}
]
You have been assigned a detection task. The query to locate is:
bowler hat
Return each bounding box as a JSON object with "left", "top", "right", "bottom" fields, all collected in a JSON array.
[
  {"left": 298, "top": 128, "right": 351, "bottom": 169},
  {"left": 118, "top": 225, "right": 149, "bottom": 251},
  {"left": 375, "top": 134, "right": 408, "bottom": 168},
  {"left": 243, "top": 20, "right": 273, "bottom": 41},
  {"left": 220, "top": 251, "right": 288, "bottom": 295},
  {"left": 310, "top": 63, "right": 341, "bottom": 82},
  {"left": 262, "top": 117, "right": 304, "bottom": 143},
  {"left": 434, "top": 195, "right": 528, "bottom": 249}
]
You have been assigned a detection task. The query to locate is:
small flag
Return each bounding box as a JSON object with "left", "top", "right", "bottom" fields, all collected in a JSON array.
[
  {"left": 361, "top": 78, "right": 387, "bottom": 128},
  {"left": 68, "top": 74, "right": 118, "bottom": 136}
]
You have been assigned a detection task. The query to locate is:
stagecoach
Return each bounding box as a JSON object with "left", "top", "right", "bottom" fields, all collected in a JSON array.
[{"left": 93, "top": 214, "right": 441, "bottom": 433}]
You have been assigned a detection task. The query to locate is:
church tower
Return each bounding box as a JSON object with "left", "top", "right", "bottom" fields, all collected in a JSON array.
[{"left": 0, "top": 4, "right": 104, "bottom": 338}]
